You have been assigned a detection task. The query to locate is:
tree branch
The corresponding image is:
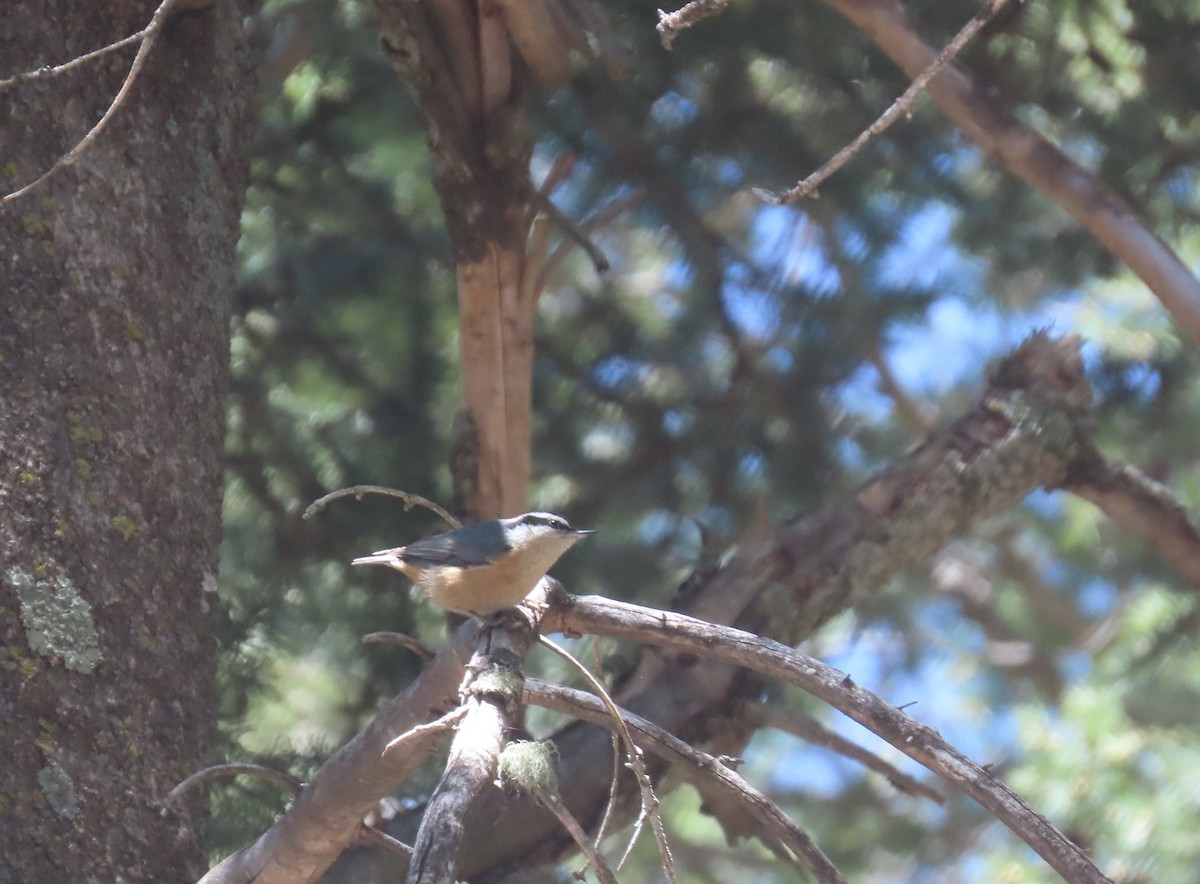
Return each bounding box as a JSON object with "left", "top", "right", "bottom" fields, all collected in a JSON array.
[
  {"left": 211, "top": 336, "right": 1118, "bottom": 881},
  {"left": 408, "top": 633, "right": 528, "bottom": 883},
  {"left": 526, "top": 679, "right": 846, "bottom": 884},
  {"left": 545, "top": 595, "right": 1111, "bottom": 883},
  {"left": 2, "top": 0, "right": 186, "bottom": 205},
  {"left": 758, "top": 0, "right": 1012, "bottom": 204},
  {"left": 199, "top": 621, "right": 481, "bottom": 884},
  {"left": 755, "top": 705, "right": 943, "bottom": 803},
  {"left": 1062, "top": 453, "right": 1200, "bottom": 590},
  {"left": 819, "top": 0, "right": 1200, "bottom": 345},
  {"left": 656, "top": 0, "right": 729, "bottom": 51},
  {"left": 412, "top": 334, "right": 1101, "bottom": 877}
]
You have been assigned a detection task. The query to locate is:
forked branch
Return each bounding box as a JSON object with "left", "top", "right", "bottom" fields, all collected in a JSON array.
[{"left": 545, "top": 595, "right": 1111, "bottom": 883}]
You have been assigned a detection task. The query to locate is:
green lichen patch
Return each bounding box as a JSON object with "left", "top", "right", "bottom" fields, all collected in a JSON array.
[
  {"left": 66, "top": 411, "right": 104, "bottom": 445},
  {"left": 9, "top": 567, "right": 102, "bottom": 673},
  {"left": 497, "top": 740, "right": 558, "bottom": 794},
  {"left": 110, "top": 515, "right": 143, "bottom": 540}
]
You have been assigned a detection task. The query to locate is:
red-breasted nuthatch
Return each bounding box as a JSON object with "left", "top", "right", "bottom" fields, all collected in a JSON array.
[{"left": 351, "top": 512, "right": 592, "bottom": 615}]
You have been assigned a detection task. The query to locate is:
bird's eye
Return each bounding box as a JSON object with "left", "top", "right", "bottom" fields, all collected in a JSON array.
[{"left": 524, "top": 513, "right": 569, "bottom": 531}]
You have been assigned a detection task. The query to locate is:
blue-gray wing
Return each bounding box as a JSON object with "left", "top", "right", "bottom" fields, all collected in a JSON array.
[{"left": 398, "top": 520, "right": 511, "bottom": 569}]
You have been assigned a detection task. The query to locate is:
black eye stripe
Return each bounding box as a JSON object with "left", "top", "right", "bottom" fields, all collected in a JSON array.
[{"left": 520, "top": 513, "right": 570, "bottom": 531}]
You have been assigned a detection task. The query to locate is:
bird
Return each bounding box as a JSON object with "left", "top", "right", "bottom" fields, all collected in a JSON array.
[{"left": 351, "top": 512, "right": 592, "bottom": 615}]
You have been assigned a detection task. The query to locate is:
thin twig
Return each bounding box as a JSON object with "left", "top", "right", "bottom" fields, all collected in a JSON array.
[
  {"left": 757, "top": 705, "right": 943, "bottom": 803},
  {"left": 165, "top": 763, "right": 302, "bottom": 806},
  {"left": 355, "top": 823, "right": 415, "bottom": 857},
  {"left": 533, "top": 787, "right": 620, "bottom": 884},
  {"left": 537, "top": 635, "right": 676, "bottom": 883},
  {"left": 526, "top": 679, "right": 846, "bottom": 883},
  {"left": 384, "top": 705, "right": 467, "bottom": 754},
  {"left": 2, "top": 0, "right": 184, "bottom": 205},
  {"left": 0, "top": 31, "right": 146, "bottom": 95},
  {"left": 534, "top": 191, "right": 645, "bottom": 298},
  {"left": 584, "top": 639, "right": 623, "bottom": 865},
  {"left": 756, "top": 0, "right": 1012, "bottom": 204},
  {"left": 363, "top": 631, "right": 437, "bottom": 662},
  {"left": 530, "top": 189, "right": 610, "bottom": 277},
  {"left": 302, "top": 484, "right": 459, "bottom": 529},
  {"left": 657, "top": 0, "right": 729, "bottom": 51},
  {"left": 538, "top": 151, "right": 578, "bottom": 199}
]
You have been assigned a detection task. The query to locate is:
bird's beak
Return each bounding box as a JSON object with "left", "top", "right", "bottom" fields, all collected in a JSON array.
[
  {"left": 352, "top": 553, "right": 400, "bottom": 567},
  {"left": 573, "top": 529, "right": 595, "bottom": 537}
]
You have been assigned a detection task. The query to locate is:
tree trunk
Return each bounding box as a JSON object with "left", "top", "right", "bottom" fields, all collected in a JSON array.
[
  {"left": 0, "top": 2, "right": 254, "bottom": 880},
  {"left": 374, "top": 0, "right": 574, "bottom": 522}
]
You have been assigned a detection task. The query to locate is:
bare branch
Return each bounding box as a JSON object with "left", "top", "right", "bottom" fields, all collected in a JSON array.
[
  {"left": 1063, "top": 454, "right": 1200, "bottom": 590},
  {"left": 166, "top": 764, "right": 302, "bottom": 806},
  {"left": 546, "top": 596, "right": 1111, "bottom": 883},
  {"left": 679, "top": 332, "right": 1093, "bottom": 636},
  {"left": 355, "top": 824, "right": 415, "bottom": 858},
  {"left": 384, "top": 706, "right": 467, "bottom": 755},
  {"left": 758, "top": 0, "right": 1011, "bottom": 204},
  {"left": 656, "top": 0, "right": 729, "bottom": 51},
  {"left": 537, "top": 151, "right": 578, "bottom": 199},
  {"left": 529, "top": 787, "right": 619, "bottom": 884},
  {"left": 529, "top": 190, "right": 611, "bottom": 279},
  {"left": 526, "top": 679, "right": 847, "bottom": 884},
  {"left": 388, "top": 335, "right": 1096, "bottom": 877},
  {"left": 755, "top": 705, "right": 943, "bottom": 803},
  {"left": 205, "top": 337, "right": 1110, "bottom": 880},
  {"left": 549, "top": 592, "right": 1108, "bottom": 882},
  {"left": 302, "top": 485, "right": 460, "bottom": 530},
  {"left": 0, "top": 31, "right": 145, "bottom": 95},
  {"left": 536, "top": 635, "right": 675, "bottom": 881},
  {"left": 364, "top": 631, "right": 437, "bottom": 663},
  {"left": 198, "top": 621, "right": 481, "bottom": 884},
  {"left": 534, "top": 191, "right": 646, "bottom": 298},
  {"left": 819, "top": 0, "right": 1200, "bottom": 345},
  {"left": 2, "top": 0, "right": 184, "bottom": 205}
]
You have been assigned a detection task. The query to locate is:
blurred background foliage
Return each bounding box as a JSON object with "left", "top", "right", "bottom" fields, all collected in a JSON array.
[{"left": 215, "top": 0, "right": 1200, "bottom": 878}]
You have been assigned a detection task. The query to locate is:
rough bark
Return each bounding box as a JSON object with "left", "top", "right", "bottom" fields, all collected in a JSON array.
[{"left": 0, "top": 2, "right": 254, "bottom": 880}]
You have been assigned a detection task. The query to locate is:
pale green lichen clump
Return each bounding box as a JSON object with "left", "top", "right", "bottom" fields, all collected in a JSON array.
[
  {"left": 497, "top": 740, "right": 558, "bottom": 794},
  {"left": 9, "top": 567, "right": 102, "bottom": 673}
]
